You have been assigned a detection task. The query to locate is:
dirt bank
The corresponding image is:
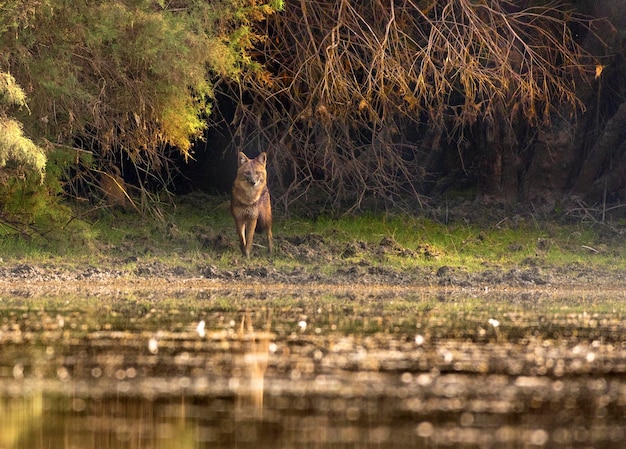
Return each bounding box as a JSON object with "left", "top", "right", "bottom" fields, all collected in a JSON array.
[{"left": 1, "top": 230, "right": 624, "bottom": 298}]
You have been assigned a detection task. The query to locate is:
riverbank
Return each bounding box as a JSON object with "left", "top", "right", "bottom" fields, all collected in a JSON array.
[
  {"left": 0, "top": 250, "right": 624, "bottom": 299},
  {"left": 1, "top": 194, "right": 625, "bottom": 295}
]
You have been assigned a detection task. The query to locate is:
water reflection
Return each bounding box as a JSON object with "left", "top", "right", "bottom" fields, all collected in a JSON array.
[{"left": 0, "top": 288, "right": 625, "bottom": 448}]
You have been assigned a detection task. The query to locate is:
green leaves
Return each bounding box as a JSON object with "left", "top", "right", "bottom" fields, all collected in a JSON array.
[
  {"left": 0, "top": 72, "right": 27, "bottom": 108},
  {"left": 0, "top": 0, "right": 281, "bottom": 165},
  {"left": 0, "top": 71, "right": 45, "bottom": 180},
  {"left": 0, "top": 119, "right": 46, "bottom": 177}
]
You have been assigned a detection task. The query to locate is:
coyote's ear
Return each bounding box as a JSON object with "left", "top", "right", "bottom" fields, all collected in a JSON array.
[
  {"left": 238, "top": 152, "right": 250, "bottom": 166},
  {"left": 257, "top": 152, "right": 267, "bottom": 165}
]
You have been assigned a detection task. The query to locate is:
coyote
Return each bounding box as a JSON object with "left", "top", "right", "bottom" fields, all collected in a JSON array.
[{"left": 230, "top": 152, "right": 273, "bottom": 258}]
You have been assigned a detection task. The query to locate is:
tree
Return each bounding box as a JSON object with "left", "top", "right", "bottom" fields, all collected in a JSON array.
[
  {"left": 0, "top": 0, "right": 282, "bottom": 209},
  {"left": 0, "top": 72, "right": 46, "bottom": 180},
  {"left": 566, "top": 1, "right": 626, "bottom": 218},
  {"left": 225, "top": 0, "right": 600, "bottom": 212},
  {"left": 0, "top": 70, "right": 48, "bottom": 234}
]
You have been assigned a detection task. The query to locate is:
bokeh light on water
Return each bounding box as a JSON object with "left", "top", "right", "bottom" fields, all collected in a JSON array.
[{"left": 0, "top": 288, "right": 625, "bottom": 448}]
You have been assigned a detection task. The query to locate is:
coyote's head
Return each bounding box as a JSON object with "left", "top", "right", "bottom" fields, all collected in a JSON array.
[{"left": 237, "top": 152, "right": 267, "bottom": 188}]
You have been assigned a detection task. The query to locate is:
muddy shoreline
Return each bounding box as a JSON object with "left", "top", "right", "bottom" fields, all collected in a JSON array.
[{"left": 0, "top": 259, "right": 624, "bottom": 298}]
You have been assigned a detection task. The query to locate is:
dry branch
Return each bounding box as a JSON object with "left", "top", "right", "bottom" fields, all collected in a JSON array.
[{"left": 228, "top": 0, "right": 597, "bottom": 212}]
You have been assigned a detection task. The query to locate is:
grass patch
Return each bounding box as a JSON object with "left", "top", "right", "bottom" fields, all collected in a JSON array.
[{"left": 0, "top": 193, "right": 625, "bottom": 279}]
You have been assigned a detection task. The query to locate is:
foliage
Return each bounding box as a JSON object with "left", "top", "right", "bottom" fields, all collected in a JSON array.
[
  {"left": 0, "top": 0, "right": 281, "bottom": 206},
  {"left": 0, "top": 143, "right": 79, "bottom": 241},
  {"left": 0, "top": 71, "right": 27, "bottom": 107},
  {"left": 230, "top": 0, "right": 599, "bottom": 211},
  {"left": 0, "top": 69, "right": 49, "bottom": 237},
  {"left": 0, "top": 71, "right": 46, "bottom": 179},
  {"left": 0, "top": 119, "right": 46, "bottom": 178}
]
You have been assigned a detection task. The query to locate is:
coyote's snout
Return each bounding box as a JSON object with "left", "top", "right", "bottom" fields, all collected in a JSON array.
[{"left": 230, "top": 152, "right": 273, "bottom": 258}]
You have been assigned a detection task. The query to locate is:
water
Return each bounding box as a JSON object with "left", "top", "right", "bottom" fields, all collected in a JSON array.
[{"left": 0, "top": 284, "right": 625, "bottom": 448}]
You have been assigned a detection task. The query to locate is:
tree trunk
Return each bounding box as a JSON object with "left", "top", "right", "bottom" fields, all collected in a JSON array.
[{"left": 571, "top": 102, "right": 626, "bottom": 204}]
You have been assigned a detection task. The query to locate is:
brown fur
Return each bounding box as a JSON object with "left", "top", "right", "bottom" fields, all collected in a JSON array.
[
  {"left": 230, "top": 152, "right": 273, "bottom": 258},
  {"left": 101, "top": 166, "right": 127, "bottom": 208}
]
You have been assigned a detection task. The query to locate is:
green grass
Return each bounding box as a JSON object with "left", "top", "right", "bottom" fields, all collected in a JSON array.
[
  {"left": 1, "top": 193, "right": 625, "bottom": 277},
  {"left": 277, "top": 212, "right": 625, "bottom": 272}
]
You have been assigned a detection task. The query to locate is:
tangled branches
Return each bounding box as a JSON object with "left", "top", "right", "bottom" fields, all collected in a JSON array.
[{"left": 233, "top": 0, "right": 597, "bottom": 212}]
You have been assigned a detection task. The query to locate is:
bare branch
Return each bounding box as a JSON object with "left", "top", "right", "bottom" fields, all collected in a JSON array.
[{"left": 234, "top": 0, "right": 598, "bottom": 212}]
